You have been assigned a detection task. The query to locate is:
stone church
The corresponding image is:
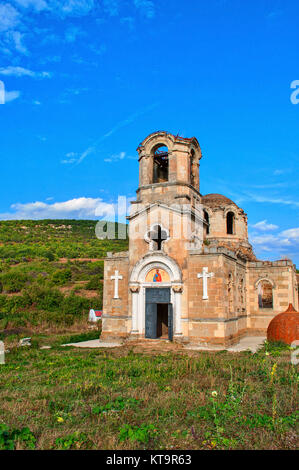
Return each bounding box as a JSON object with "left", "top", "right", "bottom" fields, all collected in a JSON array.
[{"left": 102, "top": 131, "right": 298, "bottom": 346}]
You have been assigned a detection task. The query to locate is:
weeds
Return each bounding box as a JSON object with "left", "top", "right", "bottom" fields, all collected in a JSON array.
[
  {"left": 0, "top": 424, "right": 36, "bottom": 450},
  {"left": 0, "top": 345, "right": 297, "bottom": 450}
]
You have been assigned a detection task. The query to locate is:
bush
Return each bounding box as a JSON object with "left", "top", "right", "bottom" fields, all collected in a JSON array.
[
  {"left": 85, "top": 275, "right": 103, "bottom": 291},
  {"left": 62, "top": 295, "right": 90, "bottom": 316},
  {"left": 51, "top": 269, "right": 72, "bottom": 286},
  {"left": 0, "top": 271, "right": 28, "bottom": 293},
  {"left": 44, "top": 251, "right": 55, "bottom": 262},
  {"left": 0, "top": 424, "right": 36, "bottom": 450},
  {"left": 24, "top": 285, "right": 63, "bottom": 311}
]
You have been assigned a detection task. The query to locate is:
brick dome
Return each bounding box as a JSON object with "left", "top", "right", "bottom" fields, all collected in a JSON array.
[
  {"left": 267, "top": 304, "right": 299, "bottom": 345},
  {"left": 202, "top": 193, "right": 238, "bottom": 209}
]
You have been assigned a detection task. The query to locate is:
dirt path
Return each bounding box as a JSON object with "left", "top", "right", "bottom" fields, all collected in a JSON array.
[{"left": 58, "top": 258, "right": 105, "bottom": 263}]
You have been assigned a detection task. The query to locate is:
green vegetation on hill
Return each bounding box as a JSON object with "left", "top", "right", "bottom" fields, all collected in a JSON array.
[
  {"left": 0, "top": 220, "right": 128, "bottom": 261},
  {"left": 0, "top": 220, "right": 128, "bottom": 330}
]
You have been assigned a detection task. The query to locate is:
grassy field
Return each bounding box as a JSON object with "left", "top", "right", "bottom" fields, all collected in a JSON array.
[{"left": 0, "top": 340, "right": 298, "bottom": 450}]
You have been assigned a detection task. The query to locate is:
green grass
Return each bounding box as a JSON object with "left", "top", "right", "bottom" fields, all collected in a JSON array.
[{"left": 0, "top": 344, "right": 297, "bottom": 450}]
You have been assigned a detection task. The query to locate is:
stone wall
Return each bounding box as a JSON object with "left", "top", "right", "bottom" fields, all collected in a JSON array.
[
  {"left": 246, "top": 260, "right": 298, "bottom": 335},
  {"left": 186, "top": 249, "right": 247, "bottom": 345},
  {"left": 204, "top": 205, "right": 248, "bottom": 241},
  {"left": 102, "top": 252, "right": 130, "bottom": 341}
]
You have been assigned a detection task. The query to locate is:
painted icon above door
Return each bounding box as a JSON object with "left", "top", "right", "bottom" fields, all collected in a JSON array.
[{"left": 145, "top": 268, "right": 170, "bottom": 283}]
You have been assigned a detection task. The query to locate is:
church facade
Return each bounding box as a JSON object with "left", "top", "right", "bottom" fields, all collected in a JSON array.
[{"left": 102, "top": 131, "right": 298, "bottom": 346}]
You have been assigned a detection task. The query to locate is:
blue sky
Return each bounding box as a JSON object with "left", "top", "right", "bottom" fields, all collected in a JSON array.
[{"left": 0, "top": 0, "right": 298, "bottom": 264}]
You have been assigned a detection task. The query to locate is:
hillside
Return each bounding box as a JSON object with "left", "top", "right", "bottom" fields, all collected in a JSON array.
[{"left": 0, "top": 220, "right": 128, "bottom": 333}]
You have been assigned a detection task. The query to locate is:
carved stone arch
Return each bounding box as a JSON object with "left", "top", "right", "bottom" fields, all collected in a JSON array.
[
  {"left": 129, "top": 252, "right": 183, "bottom": 337},
  {"left": 202, "top": 206, "right": 213, "bottom": 218},
  {"left": 202, "top": 207, "right": 212, "bottom": 235},
  {"left": 254, "top": 277, "right": 276, "bottom": 289},
  {"left": 130, "top": 251, "right": 182, "bottom": 284},
  {"left": 138, "top": 132, "right": 175, "bottom": 157},
  {"left": 223, "top": 206, "right": 238, "bottom": 219}
]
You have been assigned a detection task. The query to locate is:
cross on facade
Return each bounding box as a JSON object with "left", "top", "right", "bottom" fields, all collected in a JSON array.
[
  {"left": 197, "top": 267, "right": 214, "bottom": 300},
  {"left": 111, "top": 270, "right": 123, "bottom": 299},
  {"left": 149, "top": 225, "right": 168, "bottom": 250}
]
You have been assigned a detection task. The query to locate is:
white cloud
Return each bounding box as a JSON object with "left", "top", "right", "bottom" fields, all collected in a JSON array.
[
  {"left": 61, "top": 151, "right": 79, "bottom": 164},
  {"left": 0, "top": 197, "right": 117, "bottom": 220},
  {"left": 13, "top": 0, "right": 48, "bottom": 11},
  {"left": 0, "top": 4, "right": 20, "bottom": 32},
  {"left": 0, "top": 66, "right": 52, "bottom": 78},
  {"left": 5, "top": 89, "right": 21, "bottom": 103},
  {"left": 51, "top": 0, "right": 95, "bottom": 17},
  {"left": 71, "top": 103, "right": 158, "bottom": 165},
  {"left": 249, "top": 226, "right": 299, "bottom": 262},
  {"left": 65, "top": 25, "right": 84, "bottom": 43},
  {"left": 251, "top": 220, "right": 279, "bottom": 231},
  {"left": 104, "top": 151, "right": 137, "bottom": 163},
  {"left": 103, "top": 0, "right": 119, "bottom": 17},
  {"left": 250, "top": 234, "right": 291, "bottom": 247},
  {"left": 104, "top": 151, "right": 126, "bottom": 163},
  {"left": 10, "top": 30, "right": 28, "bottom": 54},
  {"left": 14, "top": 0, "right": 95, "bottom": 16},
  {"left": 237, "top": 192, "right": 299, "bottom": 209},
  {"left": 280, "top": 228, "right": 299, "bottom": 241},
  {"left": 273, "top": 169, "right": 290, "bottom": 176},
  {"left": 134, "top": 0, "right": 155, "bottom": 19}
]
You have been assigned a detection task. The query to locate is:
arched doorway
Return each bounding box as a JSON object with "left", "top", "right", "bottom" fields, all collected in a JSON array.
[{"left": 129, "top": 253, "right": 183, "bottom": 340}]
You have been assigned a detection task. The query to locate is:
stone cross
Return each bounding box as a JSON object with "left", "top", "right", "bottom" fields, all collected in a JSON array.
[
  {"left": 197, "top": 267, "right": 214, "bottom": 300},
  {"left": 111, "top": 270, "right": 123, "bottom": 299}
]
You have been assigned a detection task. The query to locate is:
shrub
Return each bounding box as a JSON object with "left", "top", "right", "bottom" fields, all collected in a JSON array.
[
  {"left": 62, "top": 294, "right": 90, "bottom": 316},
  {"left": 119, "top": 424, "right": 156, "bottom": 444},
  {"left": 44, "top": 251, "right": 55, "bottom": 262},
  {"left": 85, "top": 275, "right": 103, "bottom": 291},
  {"left": 0, "top": 271, "right": 28, "bottom": 293},
  {"left": 0, "top": 424, "right": 36, "bottom": 450},
  {"left": 51, "top": 269, "right": 72, "bottom": 286},
  {"left": 24, "top": 285, "right": 63, "bottom": 311},
  {"left": 55, "top": 432, "right": 88, "bottom": 450}
]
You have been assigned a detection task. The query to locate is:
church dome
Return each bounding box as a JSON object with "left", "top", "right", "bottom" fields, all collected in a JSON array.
[{"left": 202, "top": 193, "right": 237, "bottom": 209}]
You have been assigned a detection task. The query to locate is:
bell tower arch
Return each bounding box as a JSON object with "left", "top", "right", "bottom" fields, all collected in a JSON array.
[{"left": 136, "top": 131, "right": 202, "bottom": 205}]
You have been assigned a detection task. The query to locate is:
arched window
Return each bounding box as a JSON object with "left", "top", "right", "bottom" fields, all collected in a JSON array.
[
  {"left": 227, "top": 212, "right": 235, "bottom": 235},
  {"left": 258, "top": 280, "right": 273, "bottom": 309},
  {"left": 153, "top": 145, "right": 168, "bottom": 183},
  {"left": 204, "top": 210, "right": 210, "bottom": 235}
]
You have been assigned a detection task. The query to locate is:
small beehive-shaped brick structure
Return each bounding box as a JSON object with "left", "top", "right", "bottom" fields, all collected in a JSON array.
[{"left": 267, "top": 304, "right": 299, "bottom": 345}]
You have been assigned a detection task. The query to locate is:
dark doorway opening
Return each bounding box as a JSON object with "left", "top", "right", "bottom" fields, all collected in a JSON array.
[
  {"left": 145, "top": 288, "right": 173, "bottom": 340},
  {"left": 157, "top": 303, "right": 169, "bottom": 338},
  {"left": 153, "top": 146, "right": 169, "bottom": 183}
]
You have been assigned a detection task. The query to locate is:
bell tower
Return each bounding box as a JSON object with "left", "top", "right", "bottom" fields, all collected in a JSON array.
[
  {"left": 128, "top": 131, "right": 205, "bottom": 270},
  {"left": 136, "top": 131, "right": 202, "bottom": 206}
]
